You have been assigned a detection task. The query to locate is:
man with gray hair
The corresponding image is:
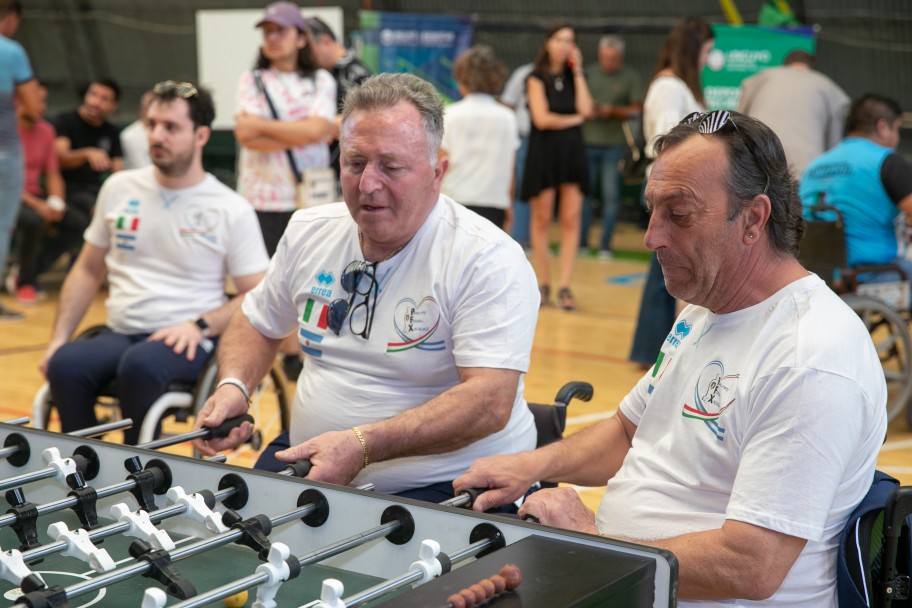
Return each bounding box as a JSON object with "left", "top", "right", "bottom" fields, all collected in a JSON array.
[
  {"left": 581, "top": 34, "right": 643, "bottom": 257},
  {"left": 195, "top": 73, "right": 540, "bottom": 504}
]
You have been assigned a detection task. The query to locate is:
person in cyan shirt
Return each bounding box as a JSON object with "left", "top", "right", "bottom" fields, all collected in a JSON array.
[{"left": 800, "top": 93, "right": 912, "bottom": 275}]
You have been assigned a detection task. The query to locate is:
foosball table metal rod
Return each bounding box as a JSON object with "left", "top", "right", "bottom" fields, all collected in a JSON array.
[
  {"left": 1, "top": 418, "right": 29, "bottom": 427},
  {"left": 55, "top": 502, "right": 319, "bottom": 602}
]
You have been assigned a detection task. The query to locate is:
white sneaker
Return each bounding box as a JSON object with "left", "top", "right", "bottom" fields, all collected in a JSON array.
[
  {"left": 597, "top": 250, "right": 613, "bottom": 260},
  {"left": 4, "top": 264, "right": 18, "bottom": 294}
]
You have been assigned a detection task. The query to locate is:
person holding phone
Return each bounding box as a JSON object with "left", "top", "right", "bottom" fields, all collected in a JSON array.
[{"left": 521, "top": 23, "right": 594, "bottom": 311}]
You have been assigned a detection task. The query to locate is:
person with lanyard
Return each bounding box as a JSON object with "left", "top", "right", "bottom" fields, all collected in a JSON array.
[
  {"left": 234, "top": 1, "right": 336, "bottom": 381},
  {"left": 194, "top": 73, "right": 540, "bottom": 505}
]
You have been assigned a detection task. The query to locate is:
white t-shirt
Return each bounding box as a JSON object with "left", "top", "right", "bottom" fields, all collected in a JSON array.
[
  {"left": 643, "top": 75, "right": 703, "bottom": 159},
  {"left": 119, "top": 119, "right": 151, "bottom": 170},
  {"left": 597, "top": 274, "right": 887, "bottom": 607},
  {"left": 441, "top": 93, "right": 519, "bottom": 210},
  {"left": 242, "top": 195, "right": 539, "bottom": 492},
  {"left": 235, "top": 68, "right": 337, "bottom": 213},
  {"left": 501, "top": 63, "right": 534, "bottom": 137},
  {"left": 85, "top": 167, "right": 270, "bottom": 334}
]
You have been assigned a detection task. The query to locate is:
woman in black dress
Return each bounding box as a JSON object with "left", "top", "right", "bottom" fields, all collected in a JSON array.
[{"left": 522, "top": 23, "right": 593, "bottom": 310}]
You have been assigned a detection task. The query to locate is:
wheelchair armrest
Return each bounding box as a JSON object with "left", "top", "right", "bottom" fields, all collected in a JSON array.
[
  {"left": 74, "top": 324, "right": 109, "bottom": 341},
  {"left": 853, "top": 263, "right": 910, "bottom": 281}
]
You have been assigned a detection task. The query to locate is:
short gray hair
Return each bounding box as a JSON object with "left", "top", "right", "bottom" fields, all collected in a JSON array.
[
  {"left": 341, "top": 73, "right": 444, "bottom": 165},
  {"left": 599, "top": 35, "right": 625, "bottom": 53}
]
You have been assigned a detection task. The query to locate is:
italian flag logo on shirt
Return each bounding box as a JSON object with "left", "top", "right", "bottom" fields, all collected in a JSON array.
[
  {"left": 116, "top": 216, "right": 140, "bottom": 231},
  {"left": 299, "top": 298, "right": 329, "bottom": 358},
  {"left": 114, "top": 208, "right": 140, "bottom": 251}
]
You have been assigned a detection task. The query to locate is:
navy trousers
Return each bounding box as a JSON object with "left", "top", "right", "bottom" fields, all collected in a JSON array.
[
  {"left": 46, "top": 327, "right": 215, "bottom": 444},
  {"left": 629, "top": 253, "right": 677, "bottom": 366}
]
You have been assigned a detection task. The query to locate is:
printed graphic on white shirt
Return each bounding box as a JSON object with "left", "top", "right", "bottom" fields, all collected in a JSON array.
[
  {"left": 681, "top": 360, "right": 739, "bottom": 441},
  {"left": 386, "top": 296, "right": 445, "bottom": 353},
  {"left": 114, "top": 199, "right": 141, "bottom": 251}
]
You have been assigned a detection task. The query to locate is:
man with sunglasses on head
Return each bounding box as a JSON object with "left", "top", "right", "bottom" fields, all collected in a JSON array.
[
  {"left": 455, "top": 111, "right": 887, "bottom": 606},
  {"left": 39, "top": 81, "right": 269, "bottom": 445},
  {"left": 195, "top": 73, "right": 540, "bottom": 505}
]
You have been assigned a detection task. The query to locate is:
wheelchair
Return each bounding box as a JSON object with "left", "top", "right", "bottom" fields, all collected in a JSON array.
[
  {"left": 800, "top": 199, "right": 912, "bottom": 426},
  {"left": 840, "top": 471, "right": 912, "bottom": 608},
  {"left": 527, "top": 381, "right": 593, "bottom": 488},
  {"left": 32, "top": 325, "right": 291, "bottom": 459}
]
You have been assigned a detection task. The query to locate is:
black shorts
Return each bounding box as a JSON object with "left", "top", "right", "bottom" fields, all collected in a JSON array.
[
  {"left": 465, "top": 205, "right": 506, "bottom": 230},
  {"left": 256, "top": 210, "right": 296, "bottom": 257}
]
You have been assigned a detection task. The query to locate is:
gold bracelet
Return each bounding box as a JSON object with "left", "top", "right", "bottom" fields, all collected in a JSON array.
[{"left": 351, "top": 426, "right": 369, "bottom": 467}]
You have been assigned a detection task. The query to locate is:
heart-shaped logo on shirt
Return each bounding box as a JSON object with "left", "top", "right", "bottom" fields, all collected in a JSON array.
[{"left": 387, "top": 297, "right": 445, "bottom": 352}]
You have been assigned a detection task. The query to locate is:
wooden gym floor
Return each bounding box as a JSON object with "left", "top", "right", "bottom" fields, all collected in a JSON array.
[{"left": 1, "top": 221, "right": 911, "bottom": 515}]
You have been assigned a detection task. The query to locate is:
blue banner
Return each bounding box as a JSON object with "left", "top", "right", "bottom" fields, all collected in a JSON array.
[{"left": 359, "top": 11, "right": 473, "bottom": 102}]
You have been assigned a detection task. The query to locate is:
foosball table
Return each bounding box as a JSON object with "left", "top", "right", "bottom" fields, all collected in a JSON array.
[{"left": 0, "top": 422, "right": 678, "bottom": 607}]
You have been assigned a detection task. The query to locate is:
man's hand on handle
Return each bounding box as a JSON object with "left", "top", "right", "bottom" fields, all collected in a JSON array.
[
  {"left": 275, "top": 429, "right": 365, "bottom": 486},
  {"left": 453, "top": 452, "right": 541, "bottom": 513},
  {"left": 518, "top": 487, "right": 600, "bottom": 534},
  {"left": 193, "top": 384, "right": 253, "bottom": 456}
]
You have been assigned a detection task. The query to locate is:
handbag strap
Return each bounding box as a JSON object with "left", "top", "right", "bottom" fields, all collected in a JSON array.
[{"left": 252, "top": 69, "right": 302, "bottom": 184}]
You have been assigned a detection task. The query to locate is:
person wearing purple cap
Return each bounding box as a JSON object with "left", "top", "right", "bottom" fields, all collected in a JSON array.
[{"left": 234, "top": 1, "right": 337, "bottom": 380}]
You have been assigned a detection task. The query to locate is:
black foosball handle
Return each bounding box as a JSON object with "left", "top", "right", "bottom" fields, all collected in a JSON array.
[
  {"left": 138, "top": 414, "right": 255, "bottom": 451},
  {"left": 281, "top": 460, "right": 313, "bottom": 478},
  {"left": 203, "top": 414, "right": 255, "bottom": 440}
]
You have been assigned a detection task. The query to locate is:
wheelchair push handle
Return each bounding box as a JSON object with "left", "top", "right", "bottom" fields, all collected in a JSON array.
[{"left": 554, "top": 381, "right": 593, "bottom": 407}]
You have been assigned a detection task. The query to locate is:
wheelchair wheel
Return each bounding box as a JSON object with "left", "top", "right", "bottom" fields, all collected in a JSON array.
[
  {"left": 843, "top": 294, "right": 912, "bottom": 424},
  {"left": 191, "top": 361, "right": 290, "bottom": 462}
]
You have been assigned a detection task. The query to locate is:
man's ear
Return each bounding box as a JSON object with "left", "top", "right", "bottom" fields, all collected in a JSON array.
[
  {"left": 196, "top": 125, "right": 211, "bottom": 147},
  {"left": 742, "top": 194, "right": 772, "bottom": 242}
]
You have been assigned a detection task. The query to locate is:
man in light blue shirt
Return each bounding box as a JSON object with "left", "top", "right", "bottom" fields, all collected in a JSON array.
[
  {"left": 0, "top": 0, "right": 41, "bottom": 320},
  {"left": 800, "top": 94, "right": 912, "bottom": 277}
]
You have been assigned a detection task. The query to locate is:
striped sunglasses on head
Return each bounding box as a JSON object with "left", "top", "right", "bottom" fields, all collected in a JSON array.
[{"left": 680, "top": 110, "right": 770, "bottom": 195}]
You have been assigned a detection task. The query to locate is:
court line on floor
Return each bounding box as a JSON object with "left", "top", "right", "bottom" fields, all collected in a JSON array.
[
  {"left": 566, "top": 411, "right": 615, "bottom": 426},
  {"left": 532, "top": 346, "right": 636, "bottom": 366},
  {"left": 879, "top": 437, "right": 912, "bottom": 452},
  {"left": 0, "top": 343, "right": 48, "bottom": 356},
  {"left": 879, "top": 465, "right": 912, "bottom": 474}
]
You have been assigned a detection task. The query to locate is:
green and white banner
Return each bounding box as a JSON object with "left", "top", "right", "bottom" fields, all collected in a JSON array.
[{"left": 702, "top": 24, "right": 816, "bottom": 110}]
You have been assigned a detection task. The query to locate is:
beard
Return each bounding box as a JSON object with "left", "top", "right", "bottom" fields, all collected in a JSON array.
[{"left": 151, "top": 145, "right": 194, "bottom": 177}]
